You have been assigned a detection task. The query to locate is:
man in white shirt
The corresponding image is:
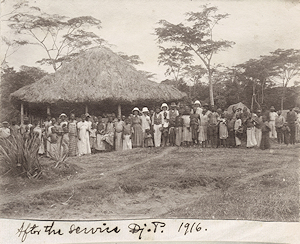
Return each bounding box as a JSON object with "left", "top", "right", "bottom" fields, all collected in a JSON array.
[{"left": 269, "top": 106, "right": 278, "bottom": 139}]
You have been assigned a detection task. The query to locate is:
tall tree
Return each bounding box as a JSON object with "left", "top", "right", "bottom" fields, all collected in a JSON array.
[
  {"left": 1, "top": 66, "right": 48, "bottom": 121},
  {"left": 267, "top": 49, "right": 300, "bottom": 110},
  {"left": 155, "top": 5, "right": 234, "bottom": 105},
  {"left": 7, "top": 4, "right": 104, "bottom": 71},
  {"left": 158, "top": 46, "right": 193, "bottom": 87}
]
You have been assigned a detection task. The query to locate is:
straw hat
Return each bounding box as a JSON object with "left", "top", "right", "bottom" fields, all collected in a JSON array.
[
  {"left": 142, "top": 107, "right": 149, "bottom": 113},
  {"left": 194, "top": 100, "right": 201, "bottom": 105},
  {"left": 270, "top": 106, "right": 275, "bottom": 111},
  {"left": 203, "top": 103, "right": 209, "bottom": 108},
  {"left": 59, "top": 113, "right": 67, "bottom": 118},
  {"left": 161, "top": 103, "right": 169, "bottom": 110},
  {"left": 170, "top": 102, "right": 177, "bottom": 107},
  {"left": 132, "top": 107, "right": 140, "bottom": 112},
  {"left": 2, "top": 121, "right": 9, "bottom": 125}
]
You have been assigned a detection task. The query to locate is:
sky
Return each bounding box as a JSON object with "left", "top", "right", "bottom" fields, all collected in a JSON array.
[{"left": 1, "top": 0, "right": 300, "bottom": 83}]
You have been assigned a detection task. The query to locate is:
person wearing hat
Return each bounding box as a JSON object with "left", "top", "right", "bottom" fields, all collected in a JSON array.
[
  {"left": 141, "top": 107, "right": 151, "bottom": 147},
  {"left": 169, "top": 102, "right": 179, "bottom": 146},
  {"left": 131, "top": 107, "right": 143, "bottom": 148},
  {"left": 152, "top": 107, "right": 163, "bottom": 147},
  {"left": 269, "top": 106, "right": 278, "bottom": 139},
  {"left": 160, "top": 103, "right": 170, "bottom": 147},
  {"left": 77, "top": 114, "right": 91, "bottom": 156},
  {"left": 0, "top": 121, "right": 10, "bottom": 138},
  {"left": 192, "top": 100, "right": 203, "bottom": 116}
]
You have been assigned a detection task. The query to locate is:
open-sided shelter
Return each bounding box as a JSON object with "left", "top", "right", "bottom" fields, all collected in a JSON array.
[{"left": 11, "top": 47, "right": 186, "bottom": 122}]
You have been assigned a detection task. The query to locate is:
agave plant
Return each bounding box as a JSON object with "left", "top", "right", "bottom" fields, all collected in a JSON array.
[
  {"left": 0, "top": 134, "right": 42, "bottom": 179},
  {"left": 47, "top": 136, "right": 68, "bottom": 168}
]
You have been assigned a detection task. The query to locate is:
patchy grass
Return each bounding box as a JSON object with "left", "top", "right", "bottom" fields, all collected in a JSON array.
[{"left": 0, "top": 143, "right": 299, "bottom": 221}]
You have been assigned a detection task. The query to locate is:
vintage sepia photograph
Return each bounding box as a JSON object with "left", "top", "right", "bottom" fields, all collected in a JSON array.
[{"left": 0, "top": 0, "right": 299, "bottom": 240}]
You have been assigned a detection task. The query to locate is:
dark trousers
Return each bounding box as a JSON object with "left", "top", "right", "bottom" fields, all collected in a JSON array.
[
  {"left": 169, "top": 127, "right": 176, "bottom": 146},
  {"left": 208, "top": 125, "right": 218, "bottom": 148},
  {"left": 228, "top": 130, "right": 236, "bottom": 147},
  {"left": 260, "top": 132, "right": 270, "bottom": 150},
  {"left": 191, "top": 125, "right": 199, "bottom": 143},
  {"left": 276, "top": 127, "right": 284, "bottom": 143},
  {"left": 289, "top": 123, "right": 295, "bottom": 144}
]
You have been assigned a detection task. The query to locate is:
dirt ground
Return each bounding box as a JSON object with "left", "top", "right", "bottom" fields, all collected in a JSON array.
[{"left": 0, "top": 142, "right": 299, "bottom": 221}]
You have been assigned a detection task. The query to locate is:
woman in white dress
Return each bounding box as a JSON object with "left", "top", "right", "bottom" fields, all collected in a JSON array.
[{"left": 77, "top": 114, "right": 91, "bottom": 156}]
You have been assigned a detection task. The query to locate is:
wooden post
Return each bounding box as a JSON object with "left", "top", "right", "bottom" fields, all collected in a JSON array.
[
  {"left": 85, "top": 104, "right": 88, "bottom": 114},
  {"left": 117, "top": 104, "right": 121, "bottom": 118},
  {"left": 20, "top": 102, "right": 24, "bottom": 125},
  {"left": 47, "top": 106, "right": 50, "bottom": 116}
]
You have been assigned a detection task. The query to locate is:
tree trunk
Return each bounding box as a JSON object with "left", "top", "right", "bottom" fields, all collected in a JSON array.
[
  {"left": 20, "top": 102, "right": 24, "bottom": 125},
  {"left": 47, "top": 106, "right": 50, "bottom": 116},
  {"left": 85, "top": 105, "right": 88, "bottom": 114},
  {"left": 208, "top": 70, "right": 214, "bottom": 106},
  {"left": 117, "top": 104, "right": 122, "bottom": 118}
]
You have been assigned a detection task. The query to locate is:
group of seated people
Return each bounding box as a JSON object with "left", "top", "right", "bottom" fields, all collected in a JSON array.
[{"left": 1, "top": 102, "right": 299, "bottom": 158}]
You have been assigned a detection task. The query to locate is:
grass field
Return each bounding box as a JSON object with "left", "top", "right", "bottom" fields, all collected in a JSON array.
[{"left": 0, "top": 142, "right": 299, "bottom": 221}]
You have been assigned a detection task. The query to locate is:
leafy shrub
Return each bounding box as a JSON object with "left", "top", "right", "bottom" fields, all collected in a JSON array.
[{"left": 0, "top": 134, "right": 42, "bottom": 178}]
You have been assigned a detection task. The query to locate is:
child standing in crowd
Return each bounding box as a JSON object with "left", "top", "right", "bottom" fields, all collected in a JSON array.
[
  {"left": 68, "top": 113, "right": 78, "bottom": 157},
  {"left": 182, "top": 105, "right": 192, "bottom": 147},
  {"left": 260, "top": 115, "right": 271, "bottom": 150},
  {"left": 198, "top": 104, "right": 209, "bottom": 148},
  {"left": 123, "top": 117, "right": 132, "bottom": 150},
  {"left": 168, "top": 102, "right": 178, "bottom": 146},
  {"left": 144, "top": 129, "right": 154, "bottom": 147},
  {"left": 152, "top": 107, "right": 163, "bottom": 147},
  {"left": 175, "top": 108, "right": 184, "bottom": 147},
  {"left": 115, "top": 116, "right": 125, "bottom": 151},
  {"left": 282, "top": 122, "right": 291, "bottom": 145},
  {"left": 219, "top": 113, "right": 228, "bottom": 147},
  {"left": 160, "top": 103, "right": 170, "bottom": 147}
]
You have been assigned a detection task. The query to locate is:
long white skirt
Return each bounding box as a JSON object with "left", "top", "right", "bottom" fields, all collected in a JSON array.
[
  {"left": 123, "top": 135, "right": 132, "bottom": 150},
  {"left": 246, "top": 127, "right": 257, "bottom": 148}
]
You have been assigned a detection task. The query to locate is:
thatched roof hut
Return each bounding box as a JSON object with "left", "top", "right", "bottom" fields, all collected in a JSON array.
[{"left": 11, "top": 46, "right": 186, "bottom": 120}]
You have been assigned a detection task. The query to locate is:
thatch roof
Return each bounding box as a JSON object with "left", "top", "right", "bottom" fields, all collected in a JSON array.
[{"left": 11, "top": 47, "right": 186, "bottom": 104}]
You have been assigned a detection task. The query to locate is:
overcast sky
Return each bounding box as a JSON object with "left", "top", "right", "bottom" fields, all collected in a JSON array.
[{"left": 1, "top": 0, "right": 300, "bottom": 82}]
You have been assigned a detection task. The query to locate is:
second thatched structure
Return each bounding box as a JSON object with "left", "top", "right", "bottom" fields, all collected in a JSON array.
[{"left": 11, "top": 46, "right": 186, "bottom": 121}]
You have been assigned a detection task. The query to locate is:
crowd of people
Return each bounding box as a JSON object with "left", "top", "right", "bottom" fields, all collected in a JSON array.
[{"left": 0, "top": 101, "right": 300, "bottom": 158}]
